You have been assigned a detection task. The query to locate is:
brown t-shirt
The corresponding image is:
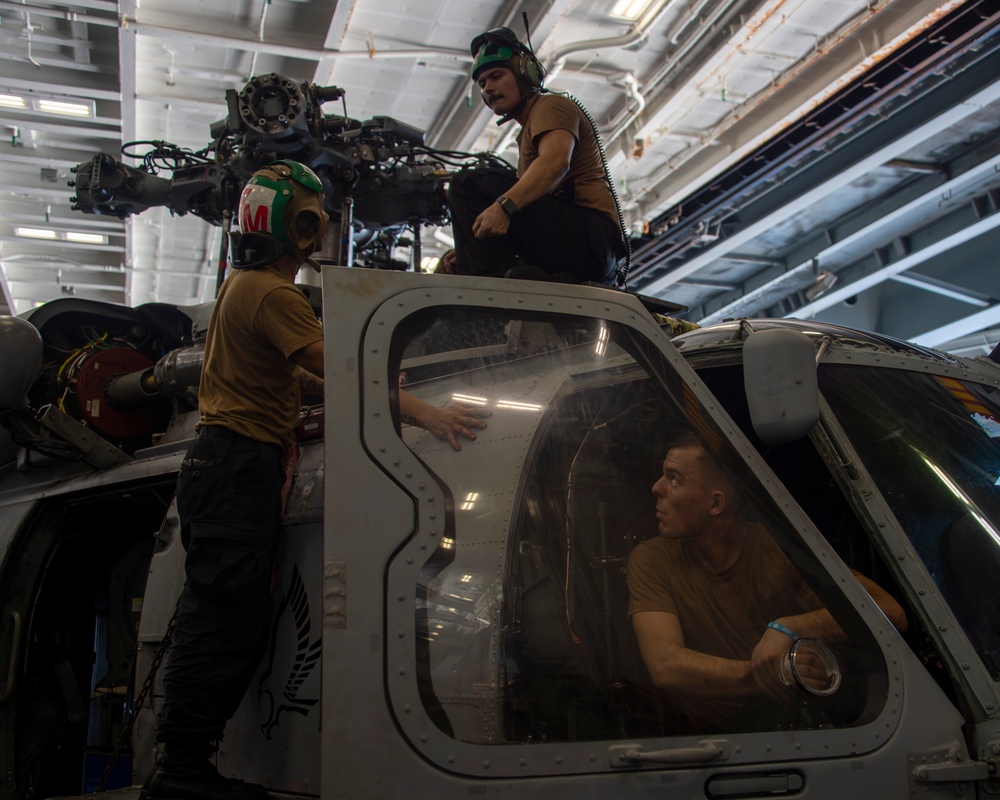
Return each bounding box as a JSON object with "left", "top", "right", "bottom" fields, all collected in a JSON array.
[
  {"left": 197, "top": 265, "right": 323, "bottom": 451},
  {"left": 517, "top": 93, "right": 619, "bottom": 229},
  {"left": 626, "top": 524, "right": 822, "bottom": 728}
]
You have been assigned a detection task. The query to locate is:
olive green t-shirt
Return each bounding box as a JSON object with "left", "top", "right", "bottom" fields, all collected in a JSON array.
[
  {"left": 626, "top": 524, "right": 822, "bottom": 729},
  {"left": 197, "top": 265, "right": 323, "bottom": 451},
  {"left": 517, "top": 93, "right": 619, "bottom": 228}
]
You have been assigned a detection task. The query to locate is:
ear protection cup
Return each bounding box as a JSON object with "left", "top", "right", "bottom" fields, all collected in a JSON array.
[
  {"left": 287, "top": 195, "right": 325, "bottom": 255},
  {"left": 514, "top": 51, "right": 545, "bottom": 91}
]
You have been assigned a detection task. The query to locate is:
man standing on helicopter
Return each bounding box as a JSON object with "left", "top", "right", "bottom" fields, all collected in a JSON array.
[{"left": 141, "top": 161, "right": 488, "bottom": 800}]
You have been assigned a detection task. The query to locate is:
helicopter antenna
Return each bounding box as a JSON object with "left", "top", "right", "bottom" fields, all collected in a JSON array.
[{"left": 522, "top": 12, "right": 536, "bottom": 55}]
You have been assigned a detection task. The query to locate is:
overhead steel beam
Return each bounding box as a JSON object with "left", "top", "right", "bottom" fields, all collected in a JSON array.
[
  {"left": 124, "top": 20, "right": 467, "bottom": 64},
  {"left": 889, "top": 272, "right": 993, "bottom": 307},
  {"left": 911, "top": 304, "right": 1000, "bottom": 348},
  {"left": 313, "top": 0, "right": 359, "bottom": 85},
  {"left": 0, "top": 261, "right": 15, "bottom": 315},
  {"left": 119, "top": 0, "right": 138, "bottom": 307},
  {"left": 7, "top": 279, "right": 124, "bottom": 297},
  {"left": 61, "top": 0, "right": 118, "bottom": 12},
  {"left": 0, "top": 237, "right": 124, "bottom": 254},
  {"left": 0, "top": 148, "right": 111, "bottom": 169},
  {"left": 0, "top": 118, "right": 121, "bottom": 141},
  {"left": 928, "top": 326, "right": 1000, "bottom": 356},
  {"left": 423, "top": 0, "right": 574, "bottom": 150},
  {"left": 790, "top": 209, "right": 1000, "bottom": 319},
  {"left": 632, "top": 4, "right": 1000, "bottom": 286},
  {"left": 639, "top": 60, "right": 1000, "bottom": 298},
  {"left": 698, "top": 147, "right": 1000, "bottom": 323},
  {"left": 0, "top": 75, "right": 121, "bottom": 103},
  {"left": 0, "top": 184, "right": 74, "bottom": 201},
  {"left": 622, "top": 0, "right": 960, "bottom": 217},
  {"left": 2, "top": 211, "right": 124, "bottom": 233}
]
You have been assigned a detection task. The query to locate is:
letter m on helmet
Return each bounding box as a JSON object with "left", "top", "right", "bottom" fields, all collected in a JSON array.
[
  {"left": 239, "top": 183, "right": 279, "bottom": 235},
  {"left": 241, "top": 203, "right": 269, "bottom": 233}
]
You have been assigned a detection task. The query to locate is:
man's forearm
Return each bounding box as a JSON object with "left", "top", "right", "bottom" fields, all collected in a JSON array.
[
  {"left": 645, "top": 643, "right": 756, "bottom": 701},
  {"left": 298, "top": 368, "right": 324, "bottom": 397},
  {"left": 504, "top": 154, "right": 570, "bottom": 209},
  {"left": 776, "top": 574, "right": 908, "bottom": 643}
]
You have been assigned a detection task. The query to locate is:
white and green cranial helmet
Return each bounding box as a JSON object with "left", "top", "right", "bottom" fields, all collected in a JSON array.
[{"left": 238, "top": 160, "right": 326, "bottom": 262}]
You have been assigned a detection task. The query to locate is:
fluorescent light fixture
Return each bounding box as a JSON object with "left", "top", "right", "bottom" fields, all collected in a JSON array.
[
  {"left": 16, "top": 227, "right": 57, "bottom": 239},
  {"left": 0, "top": 91, "right": 95, "bottom": 118},
  {"left": 36, "top": 99, "right": 92, "bottom": 117},
  {"left": 421, "top": 256, "right": 439, "bottom": 272},
  {"left": 16, "top": 227, "right": 109, "bottom": 244},
  {"left": 609, "top": 0, "right": 655, "bottom": 20},
  {"left": 65, "top": 231, "right": 107, "bottom": 244},
  {"left": 0, "top": 94, "right": 26, "bottom": 109}
]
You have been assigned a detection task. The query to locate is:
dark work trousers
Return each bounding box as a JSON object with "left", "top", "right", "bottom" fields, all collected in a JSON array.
[
  {"left": 157, "top": 425, "right": 284, "bottom": 756},
  {"left": 448, "top": 166, "right": 623, "bottom": 285}
]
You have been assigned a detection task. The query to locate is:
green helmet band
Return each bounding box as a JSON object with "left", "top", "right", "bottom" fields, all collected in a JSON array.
[
  {"left": 272, "top": 159, "right": 323, "bottom": 194},
  {"left": 472, "top": 44, "right": 516, "bottom": 82}
]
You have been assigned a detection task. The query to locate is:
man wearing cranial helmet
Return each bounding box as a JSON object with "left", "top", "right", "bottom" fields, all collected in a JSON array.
[
  {"left": 448, "top": 27, "right": 627, "bottom": 284},
  {"left": 141, "top": 161, "right": 488, "bottom": 800}
]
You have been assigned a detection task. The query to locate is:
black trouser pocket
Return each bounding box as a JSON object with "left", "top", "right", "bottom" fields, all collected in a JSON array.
[{"left": 176, "top": 431, "right": 282, "bottom": 549}]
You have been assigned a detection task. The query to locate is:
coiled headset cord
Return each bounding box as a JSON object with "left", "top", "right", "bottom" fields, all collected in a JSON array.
[{"left": 545, "top": 88, "right": 633, "bottom": 288}]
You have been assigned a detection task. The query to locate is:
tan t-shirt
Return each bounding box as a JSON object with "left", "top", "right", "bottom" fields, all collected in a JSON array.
[
  {"left": 626, "top": 524, "right": 822, "bottom": 729},
  {"left": 517, "top": 93, "right": 619, "bottom": 228},
  {"left": 197, "top": 265, "right": 323, "bottom": 451}
]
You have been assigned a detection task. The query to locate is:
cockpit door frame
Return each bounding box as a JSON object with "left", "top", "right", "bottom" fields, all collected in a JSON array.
[{"left": 321, "top": 268, "right": 959, "bottom": 800}]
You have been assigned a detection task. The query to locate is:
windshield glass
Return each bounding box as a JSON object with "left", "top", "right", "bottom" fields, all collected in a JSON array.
[
  {"left": 820, "top": 365, "right": 1000, "bottom": 679},
  {"left": 387, "top": 308, "right": 891, "bottom": 749}
]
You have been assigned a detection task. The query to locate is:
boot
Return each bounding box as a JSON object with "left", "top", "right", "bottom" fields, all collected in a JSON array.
[{"left": 139, "top": 743, "right": 268, "bottom": 800}]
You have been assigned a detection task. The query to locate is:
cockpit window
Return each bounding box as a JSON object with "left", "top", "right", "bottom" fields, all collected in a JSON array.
[
  {"left": 389, "top": 309, "right": 890, "bottom": 751},
  {"left": 820, "top": 365, "right": 1000, "bottom": 679}
]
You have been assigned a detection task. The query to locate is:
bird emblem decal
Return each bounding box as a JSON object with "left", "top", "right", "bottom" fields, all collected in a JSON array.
[{"left": 258, "top": 564, "right": 322, "bottom": 739}]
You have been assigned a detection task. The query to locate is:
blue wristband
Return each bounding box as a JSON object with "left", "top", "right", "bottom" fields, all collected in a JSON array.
[{"left": 767, "top": 621, "right": 798, "bottom": 640}]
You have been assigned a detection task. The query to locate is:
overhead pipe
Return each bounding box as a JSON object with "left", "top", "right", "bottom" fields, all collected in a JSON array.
[
  {"left": 544, "top": 0, "right": 682, "bottom": 85},
  {"left": 0, "top": 1, "right": 114, "bottom": 26},
  {"left": 631, "top": 0, "right": 997, "bottom": 289},
  {"left": 121, "top": 19, "right": 469, "bottom": 64},
  {"left": 629, "top": 0, "right": 964, "bottom": 213},
  {"left": 612, "top": 0, "right": 800, "bottom": 189},
  {"left": 246, "top": 0, "right": 272, "bottom": 80},
  {"left": 483, "top": 0, "right": 680, "bottom": 157},
  {"left": 0, "top": 4, "right": 471, "bottom": 66},
  {"left": 423, "top": 0, "right": 549, "bottom": 148},
  {"left": 562, "top": 0, "right": 758, "bottom": 166}
]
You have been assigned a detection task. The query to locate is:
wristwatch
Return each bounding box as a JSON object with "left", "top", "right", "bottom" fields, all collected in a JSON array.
[{"left": 496, "top": 195, "right": 518, "bottom": 215}]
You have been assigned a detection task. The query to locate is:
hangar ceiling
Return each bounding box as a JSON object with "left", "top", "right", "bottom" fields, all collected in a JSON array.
[{"left": 1, "top": 0, "right": 999, "bottom": 357}]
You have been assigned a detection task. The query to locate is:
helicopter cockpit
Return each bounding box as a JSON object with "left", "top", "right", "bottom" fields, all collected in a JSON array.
[{"left": 381, "top": 303, "right": 893, "bottom": 762}]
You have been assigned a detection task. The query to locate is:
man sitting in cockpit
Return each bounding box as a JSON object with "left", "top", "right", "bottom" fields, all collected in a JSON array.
[{"left": 626, "top": 431, "right": 907, "bottom": 732}]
